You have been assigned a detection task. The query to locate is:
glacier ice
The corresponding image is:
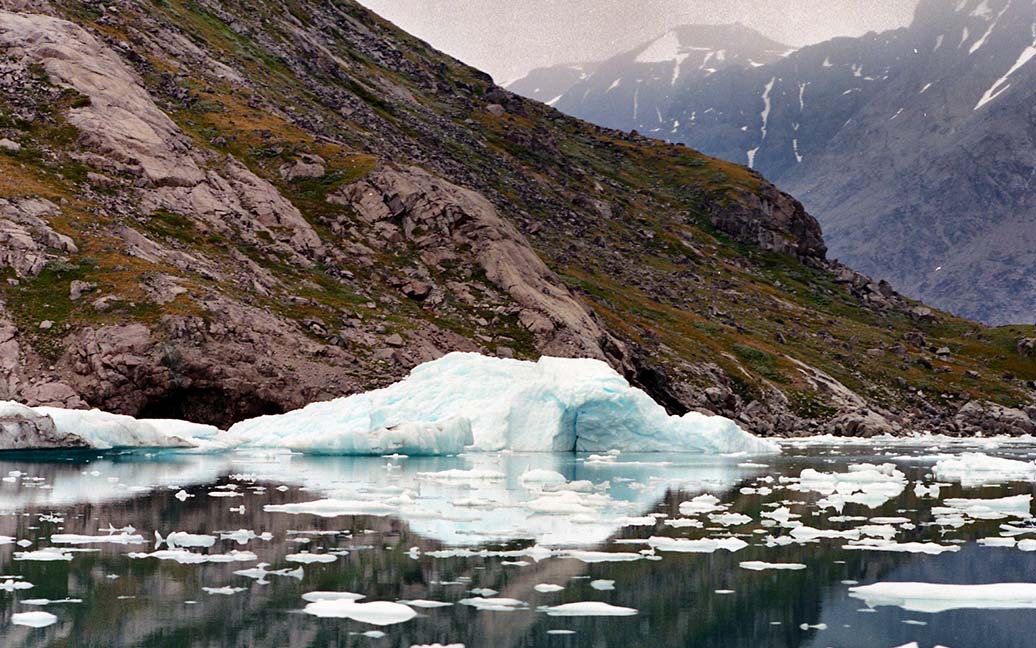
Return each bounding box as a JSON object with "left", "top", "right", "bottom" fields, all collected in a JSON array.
[{"left": 225, "top": 353, "right": 778, "bottom": 455}]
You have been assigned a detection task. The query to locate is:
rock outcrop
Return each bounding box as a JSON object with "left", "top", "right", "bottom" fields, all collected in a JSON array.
[{"left": 334, "top": 166, "right": 617, "bottom": 359}]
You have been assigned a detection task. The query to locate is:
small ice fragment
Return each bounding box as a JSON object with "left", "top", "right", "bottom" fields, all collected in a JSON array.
[
  {"left": 459, "top": 597, "right": 527, "bottom": 611},
  {"left": 174, "top": 490, "right": 191, "bottom": 502},
  {"left": 302, "top": 592, "right": 365, "bottom": 602},
  {"left": 534, "top": 584, "right": 564, "bottom": 593},
  {"left": 739, "top": 561, "right": 807, "bottom": 571},
  {"left": 14, "top": 548, "right": 73, "bottom": 562},
  {"left": 399, "top": 599, "right": 453, "bottom": 608},
  {"left": 590, "top": 580, "right": 615, "bottom": 591},
  {"left": 203, "top": 586, "right": 247, "bottom": 595},
  {"left": 543, "top": 602, "right": 637, "bottom": 616},
  {"left": 12, "top": 611, "right": 58, "bottom": 627},
  {"left": 286, "top": 553, "right": 337, "bottom": 564},
  {"left": 304, "top": 599, "right": 418, "bottom": 625}
]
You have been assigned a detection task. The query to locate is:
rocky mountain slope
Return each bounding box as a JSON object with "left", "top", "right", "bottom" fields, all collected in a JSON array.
[
  {"left": 509, "top": 0, "right": 1036, "bottom": 326},
  {"left": 0, "top": 0, "right": 1033, "bottom": 436}
]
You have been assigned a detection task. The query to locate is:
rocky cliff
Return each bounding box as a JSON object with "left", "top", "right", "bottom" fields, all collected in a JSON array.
[{"left": 0, "top": 0, "right": 1032, "bottom": 435}]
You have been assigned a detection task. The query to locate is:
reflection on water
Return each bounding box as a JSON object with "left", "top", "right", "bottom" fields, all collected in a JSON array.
[{"left": 0, "top": 444, "right": 1032, "bottom": 647}]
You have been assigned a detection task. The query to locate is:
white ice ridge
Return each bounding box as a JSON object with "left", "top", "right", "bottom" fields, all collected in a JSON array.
[
  {"left": 224, "top": 353, "right": 778, "bottom": 456},
  {"left": 849, "top": 582, "right": 1036, "bottom": 613},
  {"left": 0, "top": 401, "right": 219, "bottom": 450}
]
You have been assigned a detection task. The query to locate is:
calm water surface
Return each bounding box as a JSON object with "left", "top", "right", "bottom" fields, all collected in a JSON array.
[{"left": 0, "top": 440, "right": 1033, "bottom": 647}]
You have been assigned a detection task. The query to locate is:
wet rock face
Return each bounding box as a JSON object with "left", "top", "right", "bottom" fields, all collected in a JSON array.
[{"left": 0, "top": 401, "right": 88, "bottom": 449}]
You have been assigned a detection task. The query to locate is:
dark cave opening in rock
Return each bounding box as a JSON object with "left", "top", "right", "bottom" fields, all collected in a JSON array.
[{"left": 137, "top": 388, "right": 285, "bottom": 429}]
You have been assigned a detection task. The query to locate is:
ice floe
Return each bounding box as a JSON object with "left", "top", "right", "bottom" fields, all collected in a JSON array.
[
  {"left": 11, "top": 611, "right": 58, "bottom": 627},
  {"left": 542, "top": 602, "right": 637, "bottom": 616},
  {"left": 933, "top": 453, "right": 1036, "bottom": 486},
  {"left": 739, "top": 561, "right": 807, "bottom": 571},
  {"left": 850, "top": 582, "right": 1036, "bottom": 612},
  {"left": 303, "top": 599, "right": 418, "bottom": 624}
]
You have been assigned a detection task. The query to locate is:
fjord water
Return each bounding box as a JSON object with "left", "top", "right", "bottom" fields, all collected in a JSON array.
[{"left": 0, "top": 443, "right": 1034, "bottom": 647}]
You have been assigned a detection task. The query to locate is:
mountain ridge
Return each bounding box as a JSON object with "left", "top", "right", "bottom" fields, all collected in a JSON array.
[{"left": 509, "top": 0, "right": 1036, "bottom": 325}]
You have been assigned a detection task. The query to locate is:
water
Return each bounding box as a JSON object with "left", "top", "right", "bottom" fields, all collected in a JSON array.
[{"left": 0, "top": 440, "right": 1034, "bottom": 647}]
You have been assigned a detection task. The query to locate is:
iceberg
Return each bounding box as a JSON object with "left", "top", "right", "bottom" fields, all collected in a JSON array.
[{"left": 224, "top": 353, "right": 777, "bottom": 455}]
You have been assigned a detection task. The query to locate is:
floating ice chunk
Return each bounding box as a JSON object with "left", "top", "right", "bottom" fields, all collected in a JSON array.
[
  {"left": 399, "top": 599, "right": 453, "bottom": 608},
  {"left": 561, "top": 550, "right": 643, "bottom": 563},
  {"left": 51, "top": 533, "right": 144, "bottom": 545},
  {"left": 591, "top": 579, "right": 616, "bottom": 591},
  {"left": 417, "top": 469, "right": 505, "bottom": 482},
  {"left": 534, "top": 583, "right": 565, "bottom": 593},
  {"left": 678, "top": 494, "right": 723, "bottom": 515},
  {"left": 850, "top": 582, "right": 1036, "bottom": 612},
  {"left": 941, "top": 495, "right": 1032, "bottom": 520},
  {"left": 542, "top": 602, "right": 637, "bottom": 616},
  {"left": 739, "top": 561, "right": 807, "bottom": 571},
  {"left": 303, "top": 591, "right": 365, "bottom": 602},
  {"left": 128, "top": 549, "right": 257, "bottom": 565},
  {"left": 224, "top": 354, "right": 778, "bottom": 455},
  {"left": 519, "top": 469, "right": 568, "bottom": 489},
  {"left": 234, "top": 563, "right": 303, "bottom": 583},
  {"left": 0, "top": 578, "right": 32, "bottom": 591},
  {"left": 647, "top": 536, "right": 748, "bottom": 553},
  {"left": 11, "top": 611, "right": 58, "bottom": 627},
  {"left": 21, "top": 598, "right": 81, "bottom": 605},
  {"left": 458, "top": 597, "right": 527, "bottom": 611},
  {"left": 174, "top": 490, "right": 191, "bottom": 502},
  {"left": 219, "top": 529, "right": 274, "bottom": 545},
  {"left": 304, "top": 599, "right": 418, "bottom": 625},
  {"left": 264, "top": 499, "right": 396, "bottom": 517},
  {"left": 933, "top": 453, "right": 1036, "bottom": 486},
  {"left": 409, "top": 644, "right": 464, "bottom": 648},
  {"left": 664, "top": 518, "right": 704, "bottom": 529},
  {"left": 978, "top": 537, "right": 1017, "bottom": 547},
  {"left": 286, "top": 552, "right": 336, "bottom": 564},
  {"left": 14, "top": 548, "right": 73, "bottom": 561},
  {"left": 155, "top": 531, "right": 217, "bottom": 549},
  {"left": 789, "top": 526, "right": 860, "bottom": 542},
  {"left": 203, "top": 586, "right": 247, "bottom": 595},
  {"left": 708, "top": 512, "right": 752, "bottom": 526},
  {"left": 798, "top": 464, "right": 906, "bottom": 510},
  {"left": 843, "top": 540, "right": 959, "bottom": 555}
]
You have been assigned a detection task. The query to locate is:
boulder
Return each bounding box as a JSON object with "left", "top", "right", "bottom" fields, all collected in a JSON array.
[
  {"left": 955, "top": 401, "right": 1036, "bottom": 437},
  {"left": 826, "top": 409, "right": 899, "bottom": 438},
  {"left": 0, "top": 138, "right": 20, "bottom": 153},
  {"left": 69, "top": 280, "right": 97, "bottom": 301}
]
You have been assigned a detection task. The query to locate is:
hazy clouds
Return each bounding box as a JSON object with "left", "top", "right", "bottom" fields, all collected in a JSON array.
[{"left": 358, "top": 0, "right": 920, "bottom": 83}]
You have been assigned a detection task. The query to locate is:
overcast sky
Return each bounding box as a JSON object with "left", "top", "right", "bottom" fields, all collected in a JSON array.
[{"left": 358, "top": 0, "right": 921, "bottom": 83}]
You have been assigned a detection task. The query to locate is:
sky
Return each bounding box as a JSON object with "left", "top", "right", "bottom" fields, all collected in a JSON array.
[{"left": 358, "top": 0, "right": 920, "bottom": 84}]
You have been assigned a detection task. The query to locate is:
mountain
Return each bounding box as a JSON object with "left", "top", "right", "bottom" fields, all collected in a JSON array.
[
  {"left": 0, "top": 0, "right": 1032, "bottom": 437},
  {"left": 541, "top": 24, "right": 792, "bottom": 137},
  {"left": 509, "top": 0, "right": 1036, "bottom": 326},
  {"left": 504, "top": 62, "right": 598, "bottom": 106}
]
